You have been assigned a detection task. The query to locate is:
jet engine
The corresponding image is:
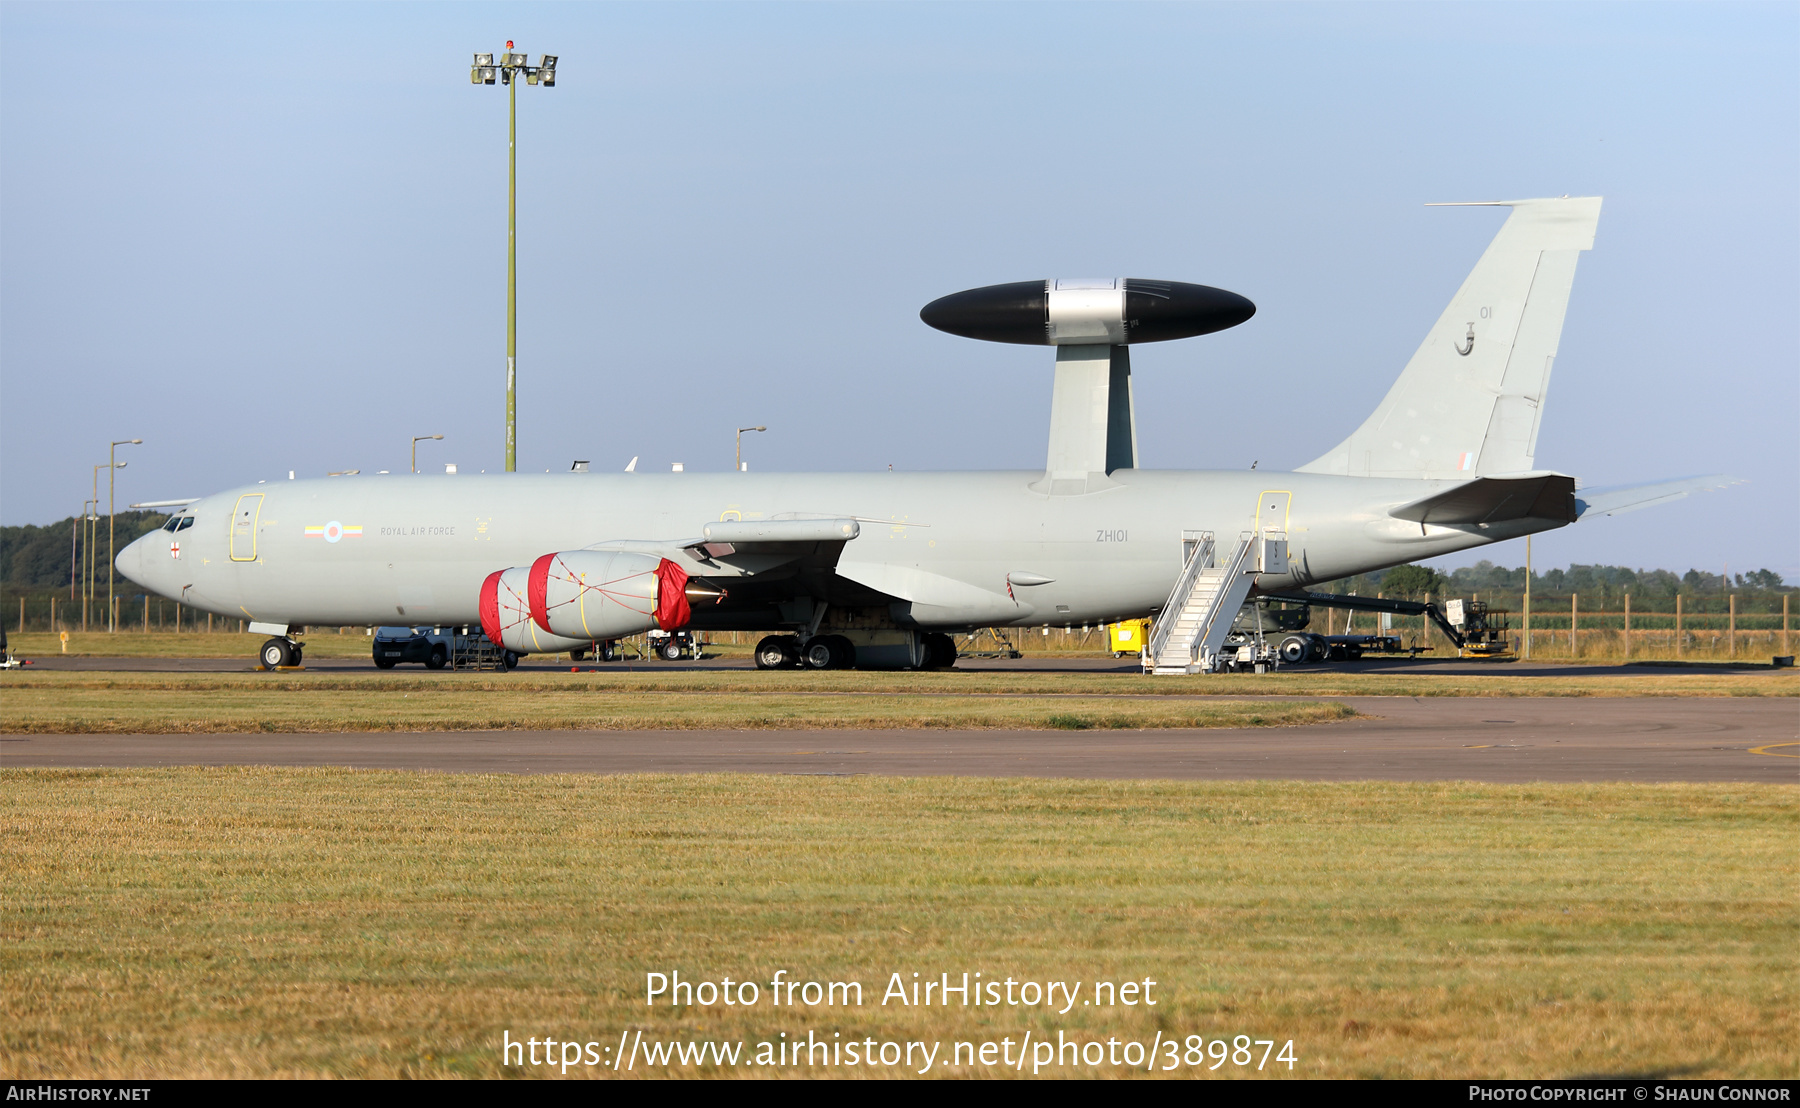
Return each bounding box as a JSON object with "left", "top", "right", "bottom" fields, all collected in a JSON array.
[
  {"left": 526, "top": 550, "right": 723, "bottom": 641},
  {"left": 479, "top": 566, "right": 595, "bottom": 655}
]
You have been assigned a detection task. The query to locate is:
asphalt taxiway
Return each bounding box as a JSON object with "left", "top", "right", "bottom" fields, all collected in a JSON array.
[{"left": 6, "top": 696, "right": 1794, "bottom": 782}]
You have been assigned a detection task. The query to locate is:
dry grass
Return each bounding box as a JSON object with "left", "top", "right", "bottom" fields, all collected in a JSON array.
[
  {"left": 1, "top": 769, "right": 1792, "bottom": 1079},
  {"left": 2, "top": 665, "right": 1793, "bottom": 735},
  {"left": 0, "top": 679, "right": 1353, "bottom": 734}
]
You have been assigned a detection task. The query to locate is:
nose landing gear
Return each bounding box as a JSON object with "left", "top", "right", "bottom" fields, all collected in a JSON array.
[{"left": 259, "top": 637, "right": 302, "bottom": 669}]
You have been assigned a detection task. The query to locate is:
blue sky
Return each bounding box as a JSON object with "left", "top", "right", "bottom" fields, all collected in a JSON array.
[{"left": 2, "top": 2, "right": 1794, "bottom": 578}]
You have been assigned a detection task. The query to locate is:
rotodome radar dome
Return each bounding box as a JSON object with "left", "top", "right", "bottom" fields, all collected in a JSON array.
[{"left": 920, "top": 278, "right": 1255, "bottom": 346}]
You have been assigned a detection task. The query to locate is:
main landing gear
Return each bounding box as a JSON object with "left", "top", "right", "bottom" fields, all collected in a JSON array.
[
  {"left": 753, "top": 632, "right": 957, "bottom": 671},
  {"left": 753, "top": 634, "right": 857, "bottom": 670}
]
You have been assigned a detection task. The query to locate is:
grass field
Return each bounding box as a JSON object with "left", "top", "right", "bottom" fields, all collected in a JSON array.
[
  {"left": 0, "top": 676, "right": 1355, "bottom": 733},
  {"left": 2, "top": 769, "right": 1792, "bottom": 1079}
]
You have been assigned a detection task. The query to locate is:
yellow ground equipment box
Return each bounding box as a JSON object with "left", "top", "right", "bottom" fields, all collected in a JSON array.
[{"left": 1108, "top": 619, "right": 1151, "bottom": 657}]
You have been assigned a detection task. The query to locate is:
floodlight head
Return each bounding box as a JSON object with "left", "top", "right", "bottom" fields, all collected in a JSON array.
[
  {"left": 526, "top": 70, "right": 539, "bottom": 86},
  {"left": 539, "top": 54, "right": 557, "bottom": 86},
  {"left": 474, "top": 53, "right": 493, "bottom": 66}
]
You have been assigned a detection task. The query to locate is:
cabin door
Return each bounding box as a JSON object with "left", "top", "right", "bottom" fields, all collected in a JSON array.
[{"left": 229, "top": 494, "right": 264, "bottom": 562}]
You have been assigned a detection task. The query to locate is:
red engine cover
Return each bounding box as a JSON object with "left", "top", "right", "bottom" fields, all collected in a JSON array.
[
  {"left": 528, "top": 552, "right": 556, "bottom": 632},
  {"left": 654, "top": 558, "right": 690, "bottom": 629},
  {"left": 478, "top": 570, "right": 503, "bottom": 644}
]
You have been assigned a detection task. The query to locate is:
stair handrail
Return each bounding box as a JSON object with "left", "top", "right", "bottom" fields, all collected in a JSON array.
[
  {"left": 1146, "top": 531, "right": 1214, "bottom": 662},
  {"left": 1191, "top": 532, "right": 1258, "bottom": 670}
]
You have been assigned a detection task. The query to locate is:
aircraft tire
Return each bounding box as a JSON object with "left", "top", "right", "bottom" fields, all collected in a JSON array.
[
  {"left": 921, "top": 632, "right": 957, "bottom": 669},
  {"left": 260, "top": 638, "right": 295, "bottom": 669},
  {"left": 802, "top": 635, "right": 854, "bottom": 670},
  {"left": 659, "top": 640, "right": 684, "bottom": 661},
  {"left": 754, "top": 635, "right": 799, "bottom": 670},
  {"left": 503, "top": 651, "right": 520, "bottom": 670},
  {"left": 1279, "top": 636, "right": 1310, "bottom": 665}
]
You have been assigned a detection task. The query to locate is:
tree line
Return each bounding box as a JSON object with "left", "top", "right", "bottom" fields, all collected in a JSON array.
[
  {"left": 1316, "top": 560, "right": 1793, "bottom": 614},
  {"left": 2, "top": 510, "right": 170, "bottom": 594}
]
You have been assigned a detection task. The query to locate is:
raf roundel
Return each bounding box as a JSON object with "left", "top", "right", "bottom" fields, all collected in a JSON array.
[{"left": 304, "top": 521, "right": 363, "bottom": 543}]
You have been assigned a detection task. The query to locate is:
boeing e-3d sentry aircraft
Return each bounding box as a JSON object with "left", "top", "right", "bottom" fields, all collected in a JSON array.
[{"left": 117, "top": 196, "right": 1731, "bottom": 672}]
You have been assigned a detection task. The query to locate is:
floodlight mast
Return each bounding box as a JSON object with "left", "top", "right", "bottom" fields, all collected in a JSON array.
[{"left": 470, "top": 44, "right": 556, "bottom": 473}]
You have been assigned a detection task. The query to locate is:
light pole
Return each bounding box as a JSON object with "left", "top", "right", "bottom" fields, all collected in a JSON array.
[
  {"left": 412, "top": 434, "right": 444, "bottom": 474},
  {"left": 107, "top": 439, "right": 142, "bottom": 633},
  {"left": 81, "top": 493, "right": 101, "bottom": 632},
  {"left": 471, "top": 43, "right": 556, "bottom": 473},
  {"left": 736, "top": 426, "right": 766, "bottom": 472},
  {"left": 89, "top": 464, "right": 111, "bottom": 630}
]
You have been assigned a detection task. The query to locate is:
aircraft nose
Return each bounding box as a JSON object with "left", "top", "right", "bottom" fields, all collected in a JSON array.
[{"left": 116, "top": 532, "right": 155, "bottom": 589}]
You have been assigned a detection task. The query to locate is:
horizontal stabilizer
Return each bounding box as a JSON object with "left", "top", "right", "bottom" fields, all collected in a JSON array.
[
  {"left": 1574, "top": 475, "right": 1742, "bottom": 519},
  {"left": 1390, "top": 472, "right": 1577, "bottom": 525}
]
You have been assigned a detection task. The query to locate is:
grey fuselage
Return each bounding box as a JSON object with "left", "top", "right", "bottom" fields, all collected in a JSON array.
[{"left": 117, "top": 468, "right": 1557, "bottom": 635}]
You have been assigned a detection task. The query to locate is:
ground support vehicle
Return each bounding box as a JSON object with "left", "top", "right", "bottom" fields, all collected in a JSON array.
[
  {"left": 1447, "top": 599, "right": 1516, "bottom": 659},
  {"left": 646, "top": 629, "right": 705, "bottom": 661},
  {"left": 570, "top": 640, "right": 635, "bottom": 662},
  {"left": 373, "top": 626, "right": 518, "bottom": 671},
  {"left": 1261, "top": 590, "right": 1473, "bottom": 663},
  {"left": 1318, "top": 633, "right": 1405, "bottom": 660}
]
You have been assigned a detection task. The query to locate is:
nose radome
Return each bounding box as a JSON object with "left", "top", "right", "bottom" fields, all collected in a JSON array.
[{"left": 116, "top": 532, "right": 155, "bottom": 590}]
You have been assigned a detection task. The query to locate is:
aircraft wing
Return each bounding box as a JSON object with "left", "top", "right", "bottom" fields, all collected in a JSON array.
[
  {"left": 1389, "top": 472, "right": 1577, "bottom": 525},
  {"left": 1573, "top": 475, "right": 1743, "bottom": 518},
  {"left": 586, "top": 517, "right": 862, "bottom": 578},
  {"left": 833, "top": 561, "right": 1029, "bottom": 624}
]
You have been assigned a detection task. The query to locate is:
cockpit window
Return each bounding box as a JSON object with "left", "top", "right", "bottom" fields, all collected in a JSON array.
[
  {"left": 176, "top": 516, "right": 195, "bottom": 532},
  {"left": 162, "top": 517, "right": 179, "bottom": 532},
  {"left": 162, "top": 516, "right": 196, "bottom": 532}
]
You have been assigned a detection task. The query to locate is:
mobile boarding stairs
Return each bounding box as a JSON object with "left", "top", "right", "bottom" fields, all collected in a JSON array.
[{"left": 1142, "top": 529, "right": 1289, "bottom": 675}]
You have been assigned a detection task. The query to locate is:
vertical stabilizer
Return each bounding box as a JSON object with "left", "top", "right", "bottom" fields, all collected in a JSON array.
[{"left": 1297, "top": 197, "right": 1601, "bottom": 478}]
